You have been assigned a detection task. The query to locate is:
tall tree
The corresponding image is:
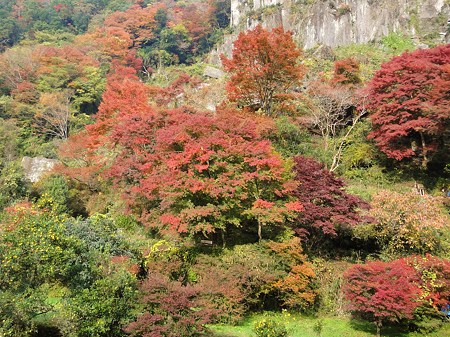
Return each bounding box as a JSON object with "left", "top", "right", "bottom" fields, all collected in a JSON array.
[
  {"left": 221, "top": 25, "right": 304, "bottom": 115},
  {"left": 107, "top": 106, "right": 301, "bottom": 243},
  {"left": 366, "top": 44, "right": 450, "bottom": 169},
  {"left": 60, "top": 68, "right": 302, "bottom": 243}
]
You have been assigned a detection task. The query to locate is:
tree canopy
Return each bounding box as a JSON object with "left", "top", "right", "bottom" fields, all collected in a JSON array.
[
  {"left": 367, "top": 44, "right": 450, "bottom": 168},
  {"left": 221, "top": 25, "right": 304, "bottom": 115}
]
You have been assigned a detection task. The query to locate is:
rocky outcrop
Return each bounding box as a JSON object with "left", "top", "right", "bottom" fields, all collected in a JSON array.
[
  {"left": 21, "top": 156, "right": 59, "bottom": 183},
  {"left": 203, "top": 65, "right": 225, "bottom": 79},
  {"left": 221, "top": 0, "right": 450, "bottom": 54}
]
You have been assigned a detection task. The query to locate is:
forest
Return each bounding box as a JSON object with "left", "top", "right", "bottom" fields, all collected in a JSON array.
[{"left": 0, "top": 1, "right": 449, "bottom": 337}]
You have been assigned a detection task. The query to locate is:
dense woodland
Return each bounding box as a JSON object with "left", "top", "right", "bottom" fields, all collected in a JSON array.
[{"left": 0, "top": 1, "right": 449, "bottom": 337}]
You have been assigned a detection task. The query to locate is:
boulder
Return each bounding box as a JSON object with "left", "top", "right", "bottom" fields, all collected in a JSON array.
[
  {"left": 21, "top": 156, "right": 59, "bottom": 183},
  {"left": 203, "top": 65, "right": 225, "bottom": 79}
]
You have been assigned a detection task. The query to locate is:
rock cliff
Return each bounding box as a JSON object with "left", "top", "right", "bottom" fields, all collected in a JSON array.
[{"left": 211, "top": 0, "right": 449, "bottom": 61}]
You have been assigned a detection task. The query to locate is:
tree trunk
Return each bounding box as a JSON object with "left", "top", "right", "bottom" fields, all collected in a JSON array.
[
  {"left": 221, "top": 228, "right": 226, "bottom": 248},
  {"left": 419, "top": 132, "right": 428, "bottom": 169},
  {"left": 375, "top": 320, "right": 382, "bottom": 337},
  {"left": 257, "top": 222, "right": 262, "bottom": 242}
]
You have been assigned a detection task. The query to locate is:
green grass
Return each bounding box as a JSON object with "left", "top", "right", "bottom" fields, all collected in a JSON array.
[{"left": 209, "top": 312, "right": 450, "bottom": 337}]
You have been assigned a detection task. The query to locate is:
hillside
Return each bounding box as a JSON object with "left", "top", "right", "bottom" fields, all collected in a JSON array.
[{"left": 0, "top": 1, "right": 449, "bottom": 337}]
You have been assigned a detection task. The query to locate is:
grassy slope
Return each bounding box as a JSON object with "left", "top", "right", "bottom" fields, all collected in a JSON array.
[{"left": 210, "top": 313, "right": 450, "bottom": 337}]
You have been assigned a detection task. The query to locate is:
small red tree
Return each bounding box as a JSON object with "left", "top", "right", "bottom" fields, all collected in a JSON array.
[
  {"left": 343, "top": 259, "right": 422, "bottom": 337},
  {"left": 125, "top": 272, "right": 216, "bottom": 337},
  {"left": 366, "top": 44, "right": 450, "bottom": 168},
  {"left": 332, "top": 57, "right": 361, "bottom": 86},
  {"left": 221, "top": 25, "right": 304, "bottom": 115},
  {"left": 292, "top": 156, "right": 369, "bottom": 244}
]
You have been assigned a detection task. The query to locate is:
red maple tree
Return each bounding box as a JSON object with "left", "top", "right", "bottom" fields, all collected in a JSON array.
[
  {"left": 366, "top": 44, "right": 450, "bottom": 168},
  {"left": 221, "top": 25, "right": 304, "bottom": 115},
  {"left": 292, "top": 156, "right": 368, "bottom": 242},
  {"left": 107, "top": 105, "right": 301, "bottom": 242},
  {"left": 60, "top": 67, "right": 302, "bottom": 242},
  {"left": 343, "top": 259, "right": 422, "bottom": 337}
]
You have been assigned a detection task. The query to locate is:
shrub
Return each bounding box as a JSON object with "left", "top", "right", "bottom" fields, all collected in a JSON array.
[
  {"left": 343, "top": 259, "right": 421, "bottom": 337},
  {"left": 355, "top": 190, "right": 449, "bottom": 257},
  {"left": 65, "top": 271, "right": 137, "bottom": 337},
  {"left": 193, "top": 244, "right": 284, "bottom": 323},
  {"left": 253, "top": 318, "right": 288, "bottom": 337},
  {"left": 125, "top": 272, "right": 216, "bottom": 337}
]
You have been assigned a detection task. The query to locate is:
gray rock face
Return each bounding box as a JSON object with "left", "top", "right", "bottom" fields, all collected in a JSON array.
[
  {"left": 21, "top": 156, "right": 59, "bottom": 183},
  {"left": 203, "top": 65, "right": 225, "bottom": 79},
  {"left": 226, "top": 0, "right": 449, "bottom": 50}
]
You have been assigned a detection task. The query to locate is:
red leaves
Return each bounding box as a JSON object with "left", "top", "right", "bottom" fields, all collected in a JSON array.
[
  {"left": 221, "top": 25, "right": 304, "bottom": 115},
  {"left": 292, "top": 156, "right": 369, "bottom": 238},
  {"left": 344, "top": 255, "right": 450, "bottom": 331},
  {"left": 332, "top": 57, "right": 361, "bottom": 86},
  {"left": 61, "top": 68, "right": 301, "bottom": 240},
  {"left": 344, "top": 259, "right": 421, "bottom": 323},
  {"left": 366, "top": 44, "right": 450, "bottom": 166},
  {"left": 104, "top": 4, "right": 160, "bottom": 48},
  {"left": 112, "top": 106, "right": 299, "bottom": 238},
  {"left": 126, "top": 272, "right": 216, "bottom": 337}
]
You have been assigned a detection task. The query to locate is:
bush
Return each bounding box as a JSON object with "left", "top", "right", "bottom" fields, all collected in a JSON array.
[
  {"left": 267, "top": 116, "right": 312, "bottom": 158},
  {"left": 125, "top": 272, "right": 216, "bottom": 337},
  {"left": 65, "top": 271, "right": 137, "bottom": 337},
  {"left": 253, "top": 318, "right": 288, "bottom": 337},
  {"left": 193, "top": 243, "right": 284, "bottom": 323},
  {"left": 355, "top": 190, "right": 450, "bottom": 257}
]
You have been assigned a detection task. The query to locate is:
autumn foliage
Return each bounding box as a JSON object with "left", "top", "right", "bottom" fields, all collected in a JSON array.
[
  {"left": 344, "top": 259, "right": 421, "bottom": 337},
  {"left": 221, "top": 25, "right": 304, "bottom": 115},
  {"left": 125, "top": 272, "right": 216, "bottom": 337},
  {"left": 108, "top": 106, "right": 301, "bottom": 241},
  {"left": 60, "top": 66, "right": 302, "bottom": 243},
  {"left": 292, "top": 156, "right": 369, "bottom": 240},
  {"left": 344, "top": 255, "right": 450, "bottom": 336},
  {"left": 366, "top": 44, "right": 450, "bottom": 168},
  {"left": 362, "top": 190, "right": 449, "bottom": 256}
]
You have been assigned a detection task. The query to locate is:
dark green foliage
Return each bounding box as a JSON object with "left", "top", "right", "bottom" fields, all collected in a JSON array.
[
  {"left": 0, "top": 206, "right": 140, "bottom": 335},
  {"left": 0, "top": 119, "right": 27, "bottom": 210},
  {"left": 0, "top": 287, "right": 50, "bottom": 337},
  {"left": 63, "top": 215, "right": 142, "bottom": 288},
  {"left": 411, "top": 304, "right": 446, "bottom": 333},
  {"left": 35, "top": 174, "right": 70, "bottom": 214},
  {"left": 0, "top": 208, "right": 78, "bottom": 289},
  {"left": 0, "top": 162, "right": 27, "bottom": 210}
]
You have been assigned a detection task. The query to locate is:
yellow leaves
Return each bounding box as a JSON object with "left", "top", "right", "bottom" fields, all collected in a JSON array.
[{"left": 365, "top": 190, "right": 450, "bottom": 255}]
